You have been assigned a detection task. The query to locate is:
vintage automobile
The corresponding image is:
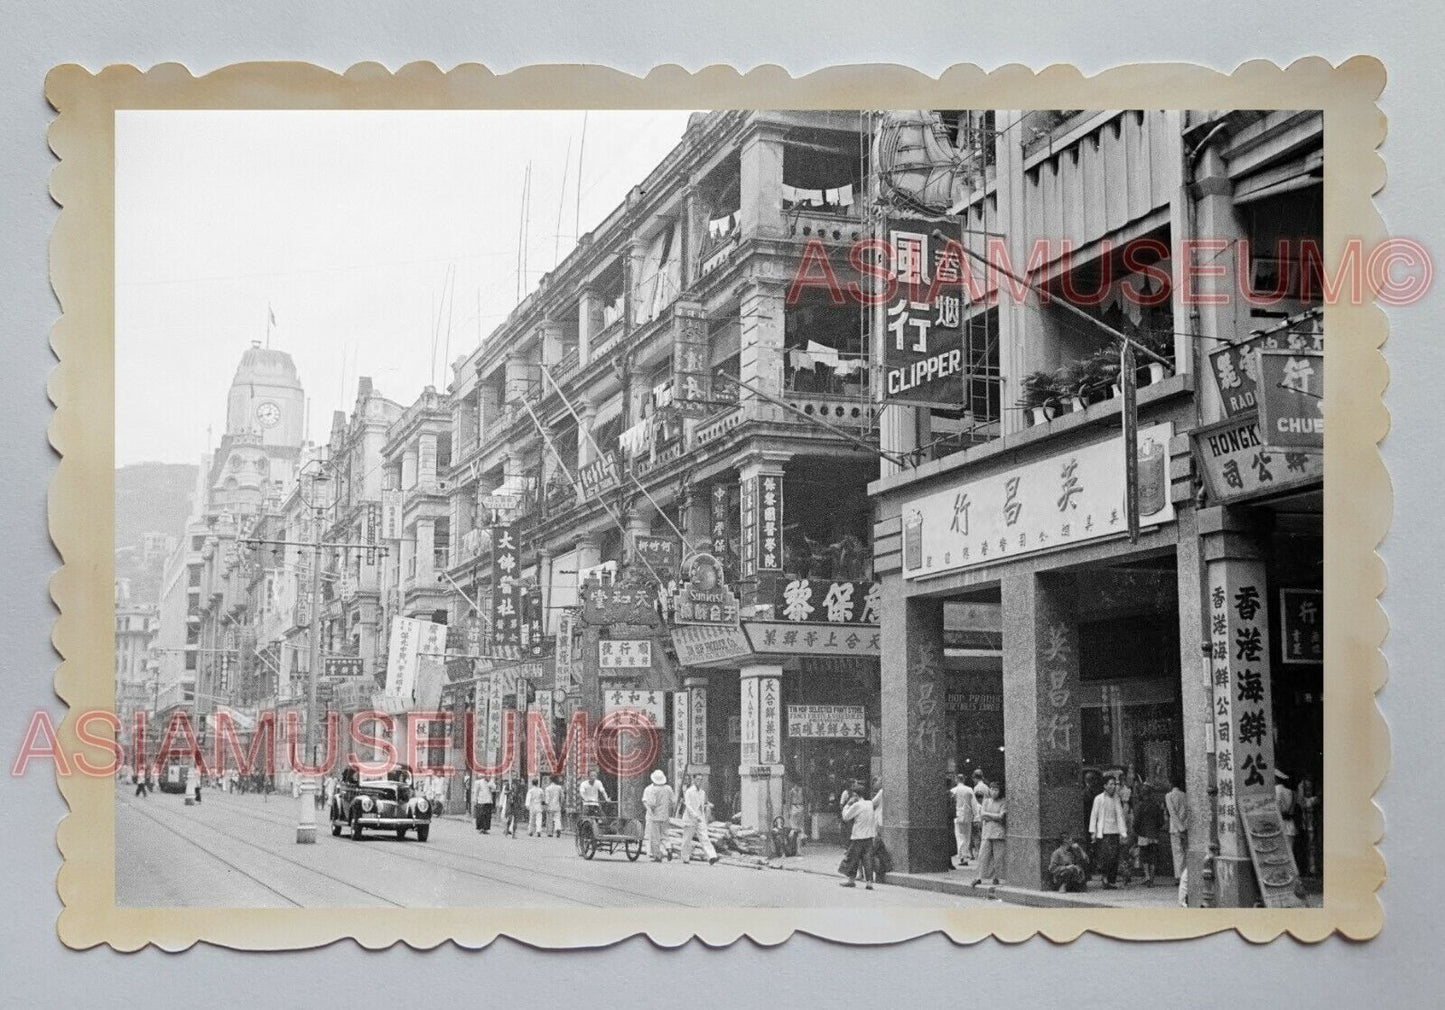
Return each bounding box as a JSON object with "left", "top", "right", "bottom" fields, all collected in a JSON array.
[{"left": 330, "top": 765, "right": 433, "bottom": 841}]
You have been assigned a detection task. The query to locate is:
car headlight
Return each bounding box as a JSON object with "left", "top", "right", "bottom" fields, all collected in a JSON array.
[
  {"left": 360, "top": 795, "right": 374, "bottom": 812},
  {"left": 416, "top": 798, "right": 429, "bottom": 814}
]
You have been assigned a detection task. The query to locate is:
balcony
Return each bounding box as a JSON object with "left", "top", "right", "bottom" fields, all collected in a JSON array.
[
  {"left": 590, "top": 320, "right": 626, "bottom": 363},
  {"left": 780, "top": 393, "right": 877, "bottom": 432}
]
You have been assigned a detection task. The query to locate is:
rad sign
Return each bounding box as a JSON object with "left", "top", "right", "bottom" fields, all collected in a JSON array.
[
  {"left": 1255, "top": 349, "right": 1323, "bottom": 450},
  {"left": 902, "top": 423, "right": 1176, "bottom": 580}
]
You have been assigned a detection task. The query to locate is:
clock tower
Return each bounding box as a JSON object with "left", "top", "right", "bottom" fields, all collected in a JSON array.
[{"left": 225, "top": 340, "right": 306, "bottom": 446}]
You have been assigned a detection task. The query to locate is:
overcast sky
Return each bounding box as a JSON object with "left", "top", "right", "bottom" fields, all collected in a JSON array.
[{"left": 115, "top": 109, "right": 698, "bottom": 466}]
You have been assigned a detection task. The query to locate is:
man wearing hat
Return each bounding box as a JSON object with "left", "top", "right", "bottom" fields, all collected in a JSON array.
[{"left": 642, "top": 769, "right": 676, "bottom": 862}]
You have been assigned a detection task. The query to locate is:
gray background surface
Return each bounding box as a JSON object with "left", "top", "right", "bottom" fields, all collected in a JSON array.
[{"left": 1, "top": 2, "right": 1437, "bottom": 1003}]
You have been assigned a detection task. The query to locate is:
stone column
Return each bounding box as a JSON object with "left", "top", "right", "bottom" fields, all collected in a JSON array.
[
  {"left": 575, "top": 400, "right": 598, "bottom": 467},
  {"left": 1187, "top": 140, "right": 1251, "bottom": 425},
  {"left": 624, "top": 507, "right": 654, "bottom": 562},
  {"left": 418, "top": 432, "right": 438, "bottom": 488},
  {"left": 739, "top": 123, "right": 786, "bottom": 240},
  {"left": 880, "top": 590, "right": 952, "bottom": 872},
  {"left": 738, "top": 663, "right": 784, "bottom": 830},
  {"left": 415, "top": 518, "right": 436, "bottom": 588},
  {"left": 679, "top": 483, "right": 712, "bottom": 557},
  {"left": 504, "top": 352, "right": 531, "bottom": 408},
  {"left": 738, "top": 280, "right": 787, "bottom": 420},
  {"left": 401, "top": 447, "right": 418, "bottom": 490},
  {"left": 1000, "top": 571, "right": 1085, "bottom": 889},
  {"left": 993, "top": 110, "right": 1032, "bottom": 437},
  {"left": 539, "top": 317, "right": 565, "bottom": 370},
  {"left": 478, "top": 375, "right": 501, "bottom": 435},
  {"left": 577, "top": 285, "right": 597, "bottom": 367}
]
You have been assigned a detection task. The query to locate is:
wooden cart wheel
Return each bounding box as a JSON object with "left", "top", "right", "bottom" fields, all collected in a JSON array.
[
  {"left": 577, "top": 820, "right": 598, "bottom": 859},
  {"left": 623, "top": 818, "right": 643, "bottom": 862}
]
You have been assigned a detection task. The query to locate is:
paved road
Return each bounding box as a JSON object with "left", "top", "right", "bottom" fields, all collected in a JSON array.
[{"left": 115, "top": 787, "right": 986, "bottom": 909}]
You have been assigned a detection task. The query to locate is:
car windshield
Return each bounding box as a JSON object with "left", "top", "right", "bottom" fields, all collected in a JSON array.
[{"left": 356, "top": 782, "right": 396, "bottom": 798}]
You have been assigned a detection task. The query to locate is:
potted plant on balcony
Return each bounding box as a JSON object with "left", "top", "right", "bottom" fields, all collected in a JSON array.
[
  {"left": 1086, "top": 347, "right": 1122, "bottom": 400},
  {"left": 1131, "top": 327, "right": 1175, "bottom": 386},
  {"left": 1054, "top": 358, "right": 1093, "bottom": 413},
  {"left": 1019, "top": 370, "right": 1062, "bottom": 426}
]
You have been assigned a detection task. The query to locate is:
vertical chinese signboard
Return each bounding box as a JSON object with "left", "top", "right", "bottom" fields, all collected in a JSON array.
[
  {"left": 381, "top": 489, "right": 404, "bottom": 541},
  {"left": 739, "top": 477, "right": 758, "bottom": 581},
  {"left": 554, "top": 611, "right": 579, "bottom": 691},
  {"left": 385, "top": 616, "right": 420, "bottom": 700},
  {"left": 672, "top": 300, "right": 711, "bottom": 414},
  {"left": 1279, "top": 588, "right": 1323, "bottom": 664},
  {"left": 740, "top": 473, "right": 783, "bottom": 580},
  {"left": 740, "top": 677, "right": 759, "bottom": 764},
  {"left": 689, "top": 687, "right": 708, "bottom": 767},
  {"left": 759, "top": 677, "right": 781, "bottom": 765},
  {"left": 882, "top": 221, "right": 967, "bottom": 406},
  {"left": 709, "top": 483, "right": 732, "bottom": 577},
  {"left": 491, "top": 524, "right": 521, "bottom": 654},
  {"left": 672, "top": 691, "right": 689, "bottom": 782},
  {"left": 1208, "top": 557, "right": 1303, "bottom": 907}
]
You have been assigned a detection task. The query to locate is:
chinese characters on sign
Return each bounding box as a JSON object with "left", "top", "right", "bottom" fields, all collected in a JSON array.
[
  {"left": 669, "top": 624, "right": 751, "bottom": 666},
  {"left": 670, "top": 553, "right": 740, "bottom": 626},
  {"left": 903, "top": 424, "right": 1176, "bottom": 580},
  {"left": 598, "top": 639, "right": 653, "bottom": 670},
  {"left": 672, "top": 691, "right": 689, "bottom": 779},
  {"left": 581, "top": 584, "right": 657, "bottom": 626},
  {"left": 490, "top": 524, "right": 521, "bottom": 652},
  {"left": 759, "top": 677, "right": 781, "bottom": 764},
  {"left": 380, "top": 489, "right": 403, "bottom": 541},
  {"left": 633, "top": 535, "right": 681, "bottom": 574},
  {"left": 577, "top": 451, "right": 623, "bottom": 504},
  {"left": 1208, "top": 326, "right": 1323, "bottom": 418},
  {"left": 709, "top": 483, "right": 732, "bottom": 576},
  {"left": 689, "top": 688, "right": 708, "bottom": 767},
  {"left": 882, "top": 222, "right": 967, "bottom": 405},
  {"left": 671, "top": 301, "right": 712, "bottom": 415},
  {"left": 1193, "top": 416, "right": 1323, "bottom": 506},
  {"left": 1279, "top": 588, "right": 1323, "bottom": 664},
  {"left": 740, "top": 475, "right": 783, "bottom": 579},
  {"left": 603, "top": 688, "right": 666, "bottom": 727},
  {"left": 1256, "top": 349, "right": 1324, "bottom": 450},
  {"left": 786, "top": 704, "right": 866, "bottom": 739},
  {"left": 771, "top": 579, "right": 881, "bottom": 625},
  {"left": 554, "top": 610, "right": 580, "bottom": 690},
  {"left": 1036, "top": 622, "right": 1079, "bottom": 763},
  {"left": 323, "top": 657, "right": 365, "bottom": 678},
  {"left": 741, "top": 677, "right": 758, "bottom": 764},
  {"left": 742, "top": 621, "right": 881, "bottom": 657}
]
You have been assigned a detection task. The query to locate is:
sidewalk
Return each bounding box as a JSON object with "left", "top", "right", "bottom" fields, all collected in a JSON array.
[{"left": 722, "top": 843, "right": 1186, "bottom": 909}]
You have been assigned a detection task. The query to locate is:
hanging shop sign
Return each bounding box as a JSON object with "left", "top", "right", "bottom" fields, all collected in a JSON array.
[
  {"left": 598, "top": 639, "right": 653, "bottom": 670},
  {"left": 520, "top": 586, "right": 545, "bottom": 658},
  {"left": 739, "top": 474, "right": 783, "bottom": 580},
  {"left": 670, "top": 624, "right": 752, "bottom": 667},
  {"left": 786, "top": 704, "right": 867, "bottom": 740},
  {"left": 902, "top": 423, "right": 1177, "bottom": 580},
  {"left": 634, "top": 535, "right": 681, "bottom": 574},
  {"left": 324, "top": 656, "right": 365, "bottom": 678},
  {"left": 577, "top": 451, "right": 623, "bottom": 503},
  {"left": 670, "top": 553, "right": 740, "bottom": 627},
  {"left": 672, "top": 300, "right": 712, "bottom": 414},
  {"left": 365, "top": 502, "right": 379, "bottom": 565},
  {"left": 582, "top": 584, "right": 657, "bottom": 626},
  {"left": 688, "top": 688, "right": 708, "bottom": 767},
  {"left": 554, "top": 610, "right": 580, "bottom": 691},
  {"left": 603, "top": 688, "right": 667, "bottom": 726},
  {"left": 480, "top": 493, "right": 522, "bottom": 513},
  {"left": 881, "top": 220, "right": 967, "bottom": 406},
  {"left": 743, "top": 621, "right": 881, "bottom": 657},
  {"left": 758, "top": 677, "right": 782, "bottom": 764},
  {"left": 381, "top": 489, "right": 404, "bottom": 541},
  {"left": 709, "top": 483, "right": 733, "bottom": 576},
  {"left": 1193, "top": 416, "right": 1322, "bottom": 507},
  {"left": 1279, "top": 588, "right": 1323, "bottom": 665},
  {"left": 1255, "top": 349, "right": 1323, "bottom": 450},
  {"left": 767, "top": 578, "right": 881, "bottom": 625},
  {"left": 1208, "top": 327, "right": 1324, "bottom": 419}
]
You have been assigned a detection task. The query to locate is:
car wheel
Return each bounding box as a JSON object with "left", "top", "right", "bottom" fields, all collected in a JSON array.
[
  {"left": 351, "top": 814, "right": 364, "bottom": 841},
  {"left": 416, "top": 824, "right": 430, "bottom": 842},
  {"left": 331, "top": 821, "right": 342, "bottom": 837}
]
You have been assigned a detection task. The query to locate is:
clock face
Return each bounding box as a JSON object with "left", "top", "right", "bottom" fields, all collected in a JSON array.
[{"left": 255, "top": 401, "right": 281, "bottom": 429}]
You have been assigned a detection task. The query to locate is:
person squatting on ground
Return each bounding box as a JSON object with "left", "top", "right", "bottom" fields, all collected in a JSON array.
[
  {"left": 1049, "top": 834, "right": 1090, "bottom": 892},
  {"left": 642, "top": 769, "right": 676, "bottom": 862},
  {"left": 973, "top": 781, "right": 1007, "bottom": 886},
  {"left": 839, "top": 780, "right": 882, "bottom": 890},
  {"left": 678, "top": 774, "right": 720, "bottom": 865}
]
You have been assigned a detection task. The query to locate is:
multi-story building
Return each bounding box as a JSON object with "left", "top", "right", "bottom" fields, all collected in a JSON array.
[
  {"left": 869, "top": 109, "right": 1323, "bottom": 905},
  {"left": 115, "top": 578, "right": 160, "bottom": 763}
]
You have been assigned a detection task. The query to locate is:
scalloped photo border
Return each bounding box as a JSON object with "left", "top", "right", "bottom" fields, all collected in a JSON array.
[{"left": 45, "top": 58, "right": 1389, "bottom": 950}]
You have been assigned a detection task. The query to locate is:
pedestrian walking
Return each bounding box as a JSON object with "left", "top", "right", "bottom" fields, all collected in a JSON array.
[
  {"left": 473, "top": 775, "right": 495, "bottom": 833},
  {"left": 973, "top": 781, "right": 1007, "bottom": 886},
  {"left": 525, "top": 777, "right": 546, "bottom": 837},
  {"left": 970, "top": 769, "right": 989, "bottom": 860},
  {"left": 949, "top": 772, "right": 979, "bottom": 869},
  {"left": 641, "top": 769, "right": 675, "bottom": 862},
  {"left": 544, "top": 776, "right": 564, "bottom": 837},
  {"left": 839, "top": 781, "right": 881, "bottom": 889},
  {"left": 505, "top": 777, "right": 527, "bottom": 838},
  {"left": 1089, "top": 776, "right": 1128, "bottom": 889},
  {"left": 193, "top": 774, "right": 202, "bottom": 804},
  {"left": 1132, "top": 782, "right": 1163, "bottom": 886},
  {"left": 578, "top": 771, "right": 609, "bottom": 818},
  {"left": 134, "top": 769, "right": 148, "bottom": 798},
  {"left": 1164, "top": 778, "right": 1190, "bottom": 881},
  {"left": 679, "top": 774, "right": 720, "bottom": 865}
]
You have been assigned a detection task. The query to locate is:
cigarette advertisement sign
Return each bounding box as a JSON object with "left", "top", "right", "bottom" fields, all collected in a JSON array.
[{"left": 882, "top": 221, "right": 967, "bottom": 406}]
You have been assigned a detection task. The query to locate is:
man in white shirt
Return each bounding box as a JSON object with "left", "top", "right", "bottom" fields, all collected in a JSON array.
[
  {"left": 679, "top": 773, "right": 720, "bottom": 864},
  {"left": 578, "top": 772, "right": 610, "bottom": 818},
  {"left": 1089, "top": 777, "right": 1129, "bottom": 889},
  {"left": 525, "top": 777, "right": 546, "bottom": 837},
  {"left": 641, "top": 769, "right": 676, "bottom": 862},
  {"left": 840, "top": 781, "right": 882, "bottom": 889},
  {"left": 473, "top": 775, "right": 495, "bottom": 833},
  {"left": 1164, "top": 779, "right": 1189, "bottom": 881},
  {"left": 544, "top": 776, "right": 565, "bottom": 837},
  {"left": 949, "top": 773, "right": 979, "bottom": 869}
]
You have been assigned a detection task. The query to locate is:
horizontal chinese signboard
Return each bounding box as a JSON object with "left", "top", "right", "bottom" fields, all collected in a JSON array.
[
  {"left": 1255, "top": 349, "right": 1323, "bottom": 450},
  {"left": 603, "top": 688, "right": 667, "bottom": 726},
  {"left": 633, "top": 535, "right": 681, "bottom": 574},
  {"left": 786, "top": 704, "right": 866, "bottom": 739},
  {"left": 1279, "top": 588, "right": 1323, "bottom": 665},
  {"left": 577, "top": 451, "right": 623, "bottom": 503},
  {"left": 670, "top": 624, "right": 752, "bottom": 667},
  {"left": 324, "top": 656, "right": 365, "bottom": 678},
  {"left": 768, "top": 579, "right": 880, "bottom": 625},
  {"left": 743, "top": 621, "right": 881, "bottom": 657},
  {"left": 902, "top": 423, "right": 1176, "bottom": 580},
  {"left": 598, "top": 639, "right": 653, "bottom": 670},
  {"left": 480, "top": 494, "right": 522, "bottom": 512},
  {"left": 1208, "top": 326, "right": 1324, "bottom": 419},
  {"left": 1193, "top": 415, "right": 1322, "bottom": 506},
  {"left": 581, "top": 585, "right": 657, "bottom": 627}
]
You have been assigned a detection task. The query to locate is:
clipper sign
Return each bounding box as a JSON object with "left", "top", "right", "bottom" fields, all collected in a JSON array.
[{"left": 882, "top": 221, "right": 967, "bottom": 406}]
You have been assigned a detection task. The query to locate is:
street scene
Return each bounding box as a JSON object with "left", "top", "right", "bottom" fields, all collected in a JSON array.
[{"left": 114, "top": 107, "right": 1324, "bottom": 911}]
